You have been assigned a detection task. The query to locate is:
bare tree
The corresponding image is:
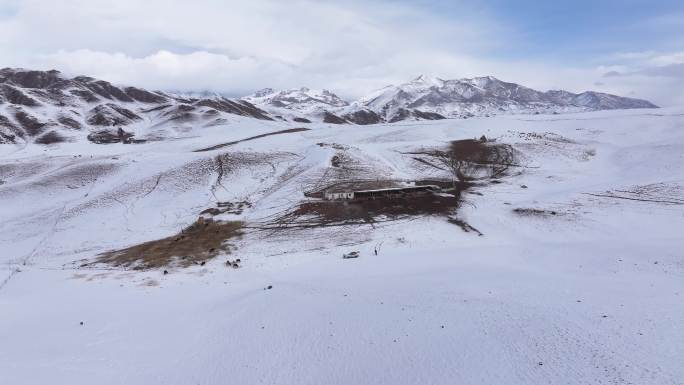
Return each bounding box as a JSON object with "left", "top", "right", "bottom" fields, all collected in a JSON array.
[{"left": 409, "top": 139, "right": 516, "bottom": 185}]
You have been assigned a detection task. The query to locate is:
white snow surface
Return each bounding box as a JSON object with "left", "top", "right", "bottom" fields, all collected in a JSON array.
[{"left": 1, "top": 107, "right": 684, "bottom": 384}]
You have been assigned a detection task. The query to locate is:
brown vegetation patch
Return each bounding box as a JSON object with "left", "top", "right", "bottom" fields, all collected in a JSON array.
[
  {"left": 93, "top": 218, "right": 244, "bottom": 270},
  {"left": 268, "top": 192, "right": 461, "bottom": 229}
]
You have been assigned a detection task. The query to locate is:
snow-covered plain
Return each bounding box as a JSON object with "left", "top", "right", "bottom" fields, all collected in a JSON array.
[{"left": 1, "top": 107, "right": 683, "bottom": 384}]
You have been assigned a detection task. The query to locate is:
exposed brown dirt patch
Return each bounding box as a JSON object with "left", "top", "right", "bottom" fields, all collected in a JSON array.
[{"left": 93, "top": 218, "right": 243, "bottom": 270}]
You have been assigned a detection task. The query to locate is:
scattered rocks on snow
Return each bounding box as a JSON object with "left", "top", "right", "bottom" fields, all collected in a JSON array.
[{"left": 343, "top": 251, "right": 360, "bottom": 259}]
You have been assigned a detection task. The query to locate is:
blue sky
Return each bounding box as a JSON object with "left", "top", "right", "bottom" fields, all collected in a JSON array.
[
  {"left": 0, "top": 0, "right": 682, "bottom": 104},
  {"left": 438, "top": 1, "right": 681, "bottom": 49},
  {"left": 418, "top": 0, "right": 684, "bottom": 63}
]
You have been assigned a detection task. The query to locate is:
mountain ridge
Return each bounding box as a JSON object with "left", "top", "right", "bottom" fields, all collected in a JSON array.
[
  {"left": 0, "top": 68, "right": 658, "bottom": 145},
  {"left": 241, "top": 74, "right": 657, "bottom": 124},
  {"left": 0, "top": 68, "right": 272, "bottom": 145}
]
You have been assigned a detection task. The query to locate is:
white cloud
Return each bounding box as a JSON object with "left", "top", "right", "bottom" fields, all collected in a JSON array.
[
  {"left": 595, "top": 51, "right": 684, "bottom": 106},
  {"left": 0, "top": 0, "right": 504, "bottom": 96},
  {"left": 1, "top": 0, "right": 682, "bottom": 106}
]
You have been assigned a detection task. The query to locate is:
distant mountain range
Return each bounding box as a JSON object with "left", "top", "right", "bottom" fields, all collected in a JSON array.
[
  {"left": 0, "top": 68, "right": 657, "bottom": 145},
  {"left": 245, "top": 75, "right": 658, "bottom": 123}
]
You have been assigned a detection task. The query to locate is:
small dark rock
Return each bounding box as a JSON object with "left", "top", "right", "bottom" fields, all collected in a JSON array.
[
  {"left": 266, "top": 285, "right": 273, "bottom": 290},
  {"left": 163, "top": 270, "right": 168, "bottom": 275},
  {"left": 200, "top": 261, "right": 206, "bottom": 266},
  {"left": 520, "top": 184, "right": 528, "bottom": 189},
  {"left": 80, "top": 321, "right": 84, "bottom": 326}
]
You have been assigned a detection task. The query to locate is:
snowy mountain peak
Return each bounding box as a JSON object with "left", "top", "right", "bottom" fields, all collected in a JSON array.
[
  {"left": 252, "top": 88, "right": 275, "bottom": 98},
  {"left": 406, "top": 74, "right": 445, "bottom": 88},
  {"left": 357, "top": 75, "right": 657, "bottom": 121},
  {"left": 242, "top": 86, "right": 349, "bottom": 115}
]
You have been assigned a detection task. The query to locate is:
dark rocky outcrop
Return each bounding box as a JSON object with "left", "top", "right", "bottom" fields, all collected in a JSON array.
[
  {"left": 13, "top": 109, "right": 47, "bottom": 136},
  {"left": 35, "top": 131, "right": 67, "bottom": 144},
  {"left": 0, "top": 68, "right": 64, "bottom": 89},
  {"left": 323, "top": 111, "right": 348, "bottom": 124},
  {"left": 195, "top": 98, "right": 272, "bottom": 121},
  {"left": 69, "top": 89, "right": 100, "bottom": 103},
  {"left": 124, "top": 87, "right": 168, "bottom": 104},
  {"left": 412, "top": 110, "right": 446, "bottom": 120},
  {"left": 57, "top": 116, "right": 82, "bottom": 130},
  {"left": 1, "top": 85, "right": 41, "bottom": 106},
  {"left": 86, "top": 104, "right": 141, "bottom": 126},
  {"left": 0, "top": 114, "right": 21, "bottom": 143},
  {"left": 0, "top": 68, "right": 285, "bottom": 145},
  {"left": 87, "top": 127, "right": 136, "bottom": 144},
  {"left": 388, "top": 108, "right": 412, "bottom": 123},
  {"left": 342, "top": 109, "right": 383, "bottom": 125}
]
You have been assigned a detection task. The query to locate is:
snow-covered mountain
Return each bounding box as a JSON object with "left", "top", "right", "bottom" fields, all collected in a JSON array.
[
  {"left": 357, "top": 75, "right": 659, "bottom": 121},
  {"left": 0, "top": 68, "right": 272, "bottom": 145},
  {"left": 245, "top": 75, "right": 658, "bottom": 124},
  {"left": 0, "top": 68, "right": 660, "bottom": 145},
  {"left": 242, "top": 87, "right": 350, "bottom": 122}
]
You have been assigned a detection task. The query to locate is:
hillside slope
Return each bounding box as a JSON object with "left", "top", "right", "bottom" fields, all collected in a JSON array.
[{"left": 1, "top": 107, "right": 683, "bottom": 385}]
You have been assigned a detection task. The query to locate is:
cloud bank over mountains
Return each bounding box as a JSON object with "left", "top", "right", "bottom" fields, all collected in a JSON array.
[{"left": 1, "top": 0, "right": 682, "bottom": 105}]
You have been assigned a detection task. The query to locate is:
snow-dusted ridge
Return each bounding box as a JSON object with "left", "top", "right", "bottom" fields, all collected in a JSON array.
[
  {"left": 0, "top": 68, "right": 273, "bottom": 145},
  {"left": 245, "top": 74, "right": 658, "bottom": 124},
  {"left": 0, "top": 68, "right": 659, "bottom": 146}
]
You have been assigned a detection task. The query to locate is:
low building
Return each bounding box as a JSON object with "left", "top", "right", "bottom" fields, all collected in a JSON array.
[
  {"left": 324, "top": 184, "right": 440, "bottom": 201},
  {"left": 325, "top": 191, "right": 355, "bottom": 200}
]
